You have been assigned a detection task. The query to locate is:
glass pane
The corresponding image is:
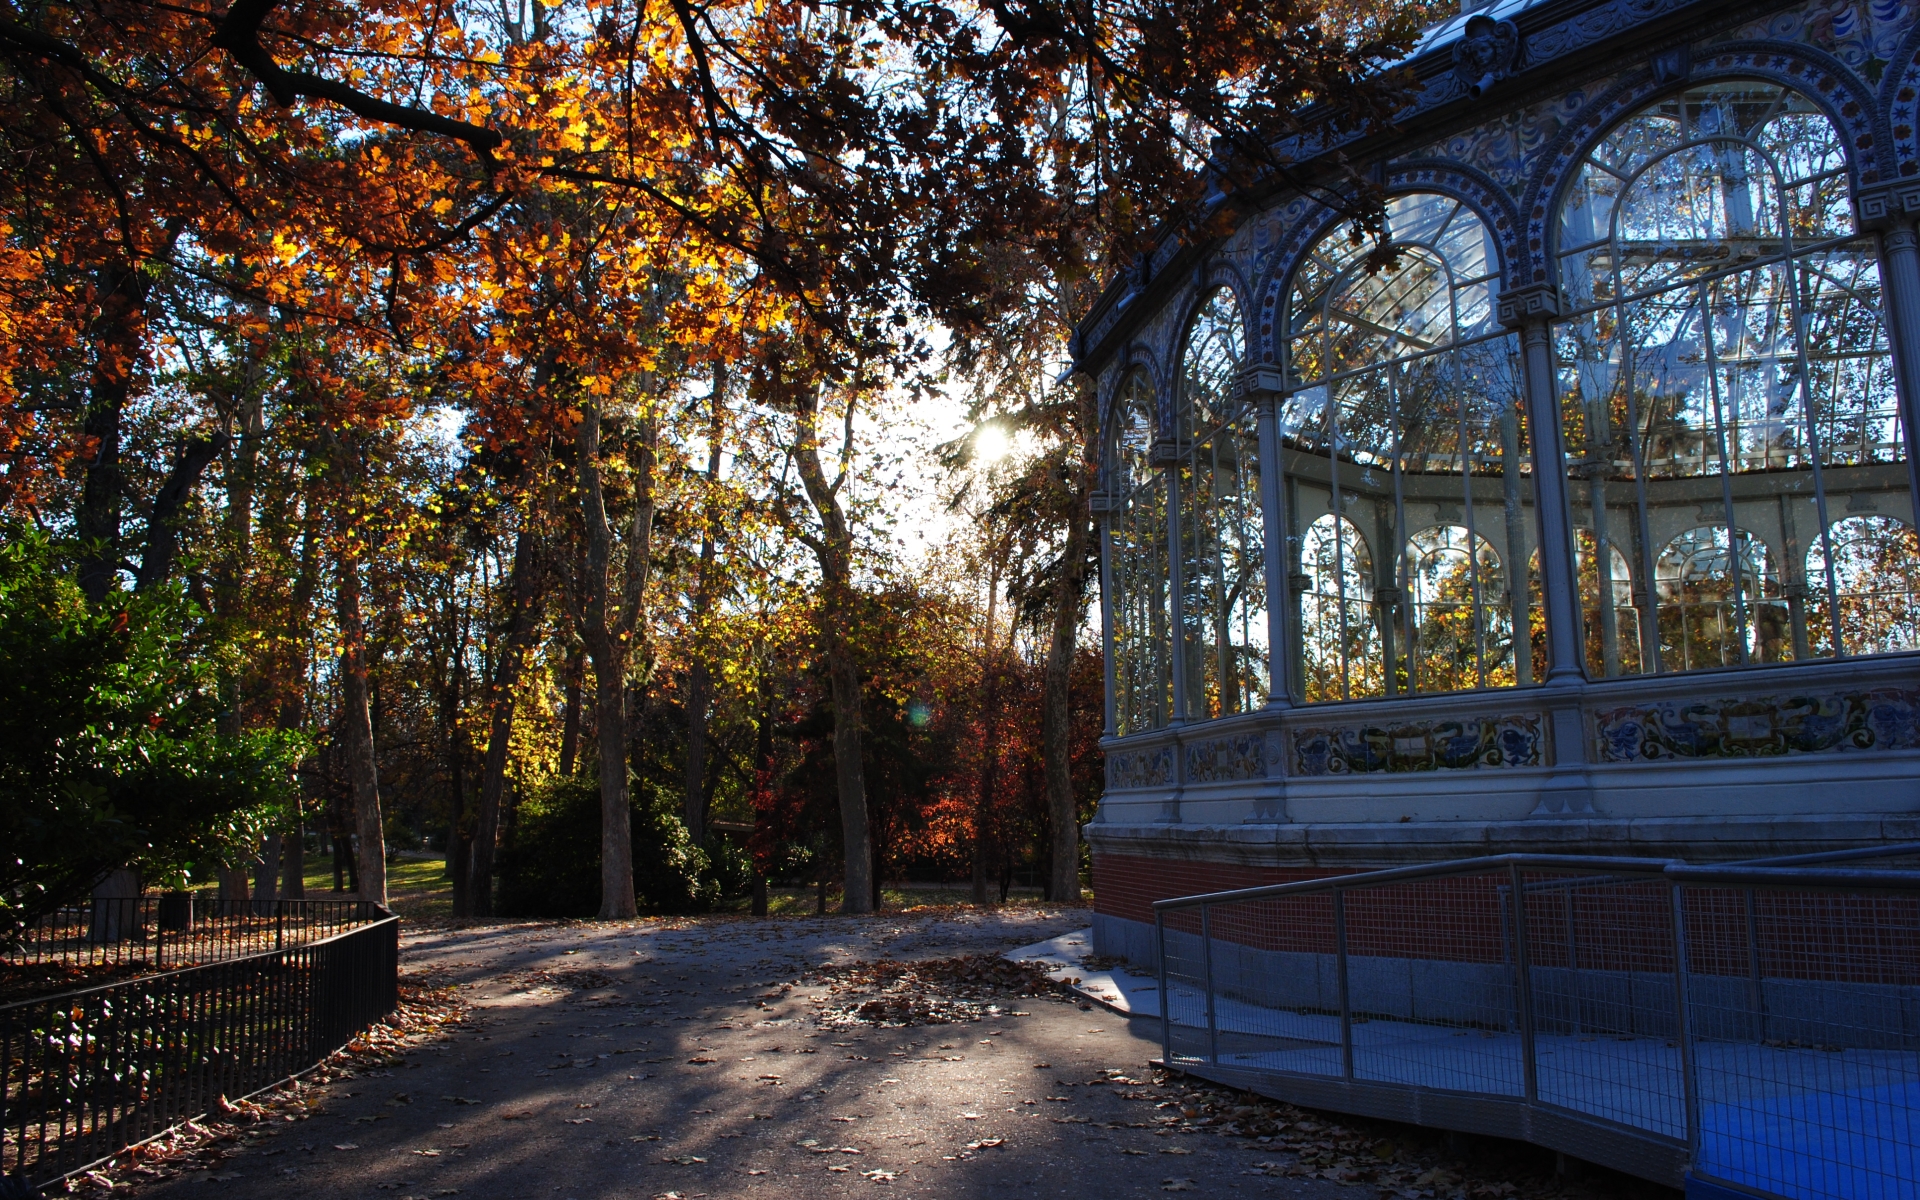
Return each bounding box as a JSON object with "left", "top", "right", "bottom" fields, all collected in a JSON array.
[
  {"left": 1806, "top": 515, "right": 1920, "bottom": 657},
  {"left": 1284, "top": 192, "right": 1541, "bottom": 703},
  {"left": 1110, "top": 372, "right": 1171, "bottom": 735},
  {"left": 1179, "top": 289, "right": 1266, "bottom": 719},
  {"left": 1554, "top": 80, "right": 1917, "bottom": 677}
]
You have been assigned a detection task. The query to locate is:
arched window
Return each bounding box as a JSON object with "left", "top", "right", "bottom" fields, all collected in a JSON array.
[
  {"left": 1108, "top": 370, "right": 1170, "bottom": 735},
  {"left": 1403, "top": 526, "right": 1518, "bottom": 693},
  {"left": 1656, "top": 525, "right": 1787, "bottom": 671},
  {"left": 1177, "top": 289, "right": 1267, "bottom": 720},
  {"left": 1297, "top": 513, "right": 1378, "bottom": 702},
  {"left": 1555, "top": 80, "right": 1915, "bottom": 675},
  {"left": 1807, "top": 515, "right": 1920, "bottom": 656},
  {"left": 1283, "top": 191, "right": 1541, "bottom": 702}
]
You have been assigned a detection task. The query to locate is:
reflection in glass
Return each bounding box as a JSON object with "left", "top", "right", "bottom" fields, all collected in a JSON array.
[
  {"left": 1299, "top": 514, "right": 1377, "bottom": 701},
  {"left": 1179, "top": 289, "right": 1268, "bottom": 718},
  {"left": 1656, "top": 525, "right": 1788, "bottom": 670},
  {"left": 1555, "top": 80, "right": 1914, "bottom": 676},
  {"left": 1573, "top": 530, "right": 1642, "bottom": 675},
  {"left": 1806, "top": 514, "right": 1920, "bottom": 657},
  {"left": 1285, "top": 191, "right": 1542, "bottom": 702},
  {"left": 1109, "top": 370, "right": 1171, "bottom": 734},
  {"left": 1403, "top": 525, "right": 1518, "bottom": 693}
]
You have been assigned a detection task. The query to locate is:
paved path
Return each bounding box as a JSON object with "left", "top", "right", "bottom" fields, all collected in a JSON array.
[{"left": 140, "top": 909, "right": 1359, "bottom": 1200}]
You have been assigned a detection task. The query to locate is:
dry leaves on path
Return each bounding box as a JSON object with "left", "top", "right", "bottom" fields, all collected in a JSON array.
[
  {"left": 811, "top": 955, "right": 1068, "bottom": 1027},
  {"left": 59, "top": 983, "right": 469, "bottom": 1197},
  {"left": 503, "top": 967, "right": 615, "bottom": 993}
]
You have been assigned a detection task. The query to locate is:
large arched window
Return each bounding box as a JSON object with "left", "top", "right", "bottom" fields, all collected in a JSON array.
[
  {"left": 1283, "top": 191, "right": 1542, "bottom": 702},
  {"left": 1108, "top": 370, "right": 1171, "bottom": 735},
  {"left": 1178, "top": 289, "right": 1267, "bottom": 719},
  {"left": 1555, "top": 80, "right": 1916, "bottom": 675}
]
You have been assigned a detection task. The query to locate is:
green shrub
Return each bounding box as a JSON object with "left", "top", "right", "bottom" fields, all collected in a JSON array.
[
  {"left": 497, "top": 773, "right": 714, "bottom": 917},
  {"left": 0, "top": 526, "right": 304, "bottom": 937}
]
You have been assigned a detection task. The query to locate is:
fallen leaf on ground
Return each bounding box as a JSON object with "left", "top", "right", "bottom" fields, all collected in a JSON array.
[
  {"left": 1163, "top": 1180, "right": 1198, "bottom": 1192},
  {"left": 565, "top": 1118, "right": 594, "bottom": 1125},
  {"left": 862, "top": 1169, "right": 898, "bottom": 1181},
  {"left": 333, "top": 1144, "right": 359, "bottom": 1151}
]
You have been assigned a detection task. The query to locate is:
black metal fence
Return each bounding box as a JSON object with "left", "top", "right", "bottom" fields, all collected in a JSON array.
[
  {"left": 0, "top": 911, "right": 398, "bottom": 1187},
  {"left": 5, "top": 898, "right": 377, "bottom": 980}
]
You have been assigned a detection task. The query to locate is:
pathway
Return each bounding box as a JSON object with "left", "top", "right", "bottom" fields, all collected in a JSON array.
[{"left": 134, "top": 908, "right": 1366, "bottom": 1200}]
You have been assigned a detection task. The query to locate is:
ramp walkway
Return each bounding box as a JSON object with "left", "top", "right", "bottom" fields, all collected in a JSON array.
[{"left": 1139, "top": 847, "right": 1920, "bottom": 1200}]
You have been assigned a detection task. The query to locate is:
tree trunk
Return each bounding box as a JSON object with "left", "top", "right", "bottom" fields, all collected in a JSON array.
[
  {"left": 252, "top": 836, "right": 281, "bottom": 915},
  {"left": 683, "top": 365, "right": 726, "bottom": 845},
  {"left": 559, "top": 642, "right": 584, "bottom": 775},
  {"left": 136, "top": 434, "right": 228, "bottom": 592},
  {"left": 577, "top": 395, "right": 652, "bottom": 921},
  {"left": 337, "top": 540, "right": 387, "bottom": 905},
  {"left": 791, "top": 388, "right": 872, "bottom": 914},
  {"left": 972, "top": 552, "right": 1003, "bottom": 906},
  {"left": 76, "top": 263, "right": 155, "bottom": 603},
  {"left": 469, "top": 528, "right": 544, "bottom": 917},
  {"left": 278, "top": 496, "right": 320, "bottom": 903},
  {"left": 282, "top": 827, "right": 306, "bottom": 900},
  {"left": 1044, "top": 391, "right": 1099, "bottom": 904},
  {"left": 444, "top": 606, "right": 471, "bottom": 917}
]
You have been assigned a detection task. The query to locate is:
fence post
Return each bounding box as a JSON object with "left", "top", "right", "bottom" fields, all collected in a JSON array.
[
  {"left": 1201, "top": 903, "right": 1218, "bottom": 1066},
  {"left": 1743, "top": 887, "right": 1766, "bottom": 1042},
  {"left": 1507, "top": 863, "right": 1539, "bottom": 1104},
  {"left": 1156, "top": 908, "right": 1171, "bottom": 1065},
  {"left": 1334, "top": 888, "right": 1353, "bottom": 1082},
  {"left": 1671, "top": 882, "right": 1700, "bottom": 1156}
]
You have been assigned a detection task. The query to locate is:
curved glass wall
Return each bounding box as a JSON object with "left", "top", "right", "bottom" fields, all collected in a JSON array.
[
  {"left": 1178, "top": 289, "right": 1268, "bottom": 718},
  {"left": 1283, "top": 191, "right": 1543, "bottom": 701},
  {"left": 1109, "top": 369, "right": 1171, "bottom": 735},
  {"left": 1554, "top": 80, "right": 1918, "bottom": 675}
]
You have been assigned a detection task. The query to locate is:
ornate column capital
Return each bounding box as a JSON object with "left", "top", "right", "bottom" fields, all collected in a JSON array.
[
  {"left": 1496, "top": 283, "right": 1562, "bottom": 329},
  {"left": 1853, "top": 182, "right": 1920, "bottom": 233},
  {"left": 1235, "top": 366, "right": 1291, "bottom": 402}
]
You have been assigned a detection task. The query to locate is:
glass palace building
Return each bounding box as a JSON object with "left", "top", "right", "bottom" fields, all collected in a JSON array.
[{"left": 1078, "top": 0, "right": 1920, "bottom": 960}]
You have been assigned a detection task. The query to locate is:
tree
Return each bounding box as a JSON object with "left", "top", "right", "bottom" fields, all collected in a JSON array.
[{"left": 0, "top": 526, "right": 301, "bottom": 936}]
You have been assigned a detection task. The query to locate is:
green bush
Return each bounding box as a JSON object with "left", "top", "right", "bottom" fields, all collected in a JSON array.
[
  {"left": 497, "top": 773, "right": 715, "bottom": 917},
  {"left": 0, "top": 526, "right": 304, "bottom": 937}
]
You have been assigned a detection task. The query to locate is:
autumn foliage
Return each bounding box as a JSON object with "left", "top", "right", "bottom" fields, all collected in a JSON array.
[{"left": 0, "top": 0, "right": 1421, "bottom": 914}]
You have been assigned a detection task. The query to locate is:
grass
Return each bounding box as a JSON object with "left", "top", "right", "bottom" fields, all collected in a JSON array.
[
  {"left": 301, "top": 852, "right": 452, "bottom": 924},
  {"left": 301, "top": 853, "right": 1076, "bottom": 924}
]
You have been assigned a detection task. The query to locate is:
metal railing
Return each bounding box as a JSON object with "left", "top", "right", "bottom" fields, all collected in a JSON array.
[
  {"left": 4, "top": 898, "right": 379, "bottom": 988},
  {"left": 1154, "top": 853, "right": 1920, "bottom": 1199},
  {"left": 0, "top": 910, "right": 398, "bottom": 1187}
]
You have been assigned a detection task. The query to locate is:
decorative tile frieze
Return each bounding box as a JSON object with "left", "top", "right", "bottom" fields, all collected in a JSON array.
[
  {"left": 1593, "top": 688, "right": 1920, "bottom": 762},
  {"left": 1184, "top": 733, "right": 1268, "bottom": 784},
  {"left": 1107, "top": 745, "right": 1175, "bottom": 789},
  {"left": 1292, "top": 715, "right": 1544, "bottom": 777}
]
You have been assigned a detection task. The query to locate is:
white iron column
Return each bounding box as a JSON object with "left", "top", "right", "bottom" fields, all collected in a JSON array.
[
  {"left": 1244, "top": 369, "right": 1292, "bottom": 823},
  {"left": 1093, "top": 489, "right": 1119, "bottom": 738},
  {"left": 1500, "top": 284, "right": 1592, "bottom": 813},
  {"left": 1875, "top": 223, "right": 1920, "bottom": 505},
  {"left": 1244, "top": 369, "right": 1293, "bottom": 709},
  {"left": 1855, "top": 185, "right": 1920, "bottom": 505},
  {"left": 1500, "top": 285, "right": 1583, "bottom": 684}
]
